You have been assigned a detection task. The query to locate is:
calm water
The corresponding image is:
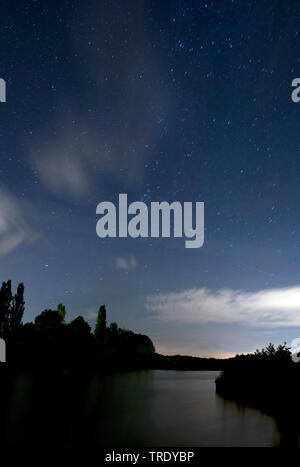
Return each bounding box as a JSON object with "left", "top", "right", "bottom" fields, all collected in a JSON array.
[{"left": 0, "top": 370, "right": 282, "bottom": 447}]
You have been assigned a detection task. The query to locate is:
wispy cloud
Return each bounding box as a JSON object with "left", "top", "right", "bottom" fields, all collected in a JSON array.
[
  {"left": 30, "top": 110, "right": 158, "bottom": 199},
  {"left": 29, "top": 2, "right": 169, "bottom": 200},
  {"left": 115, "top": 255, "right": 137, "bottom": 271},
  {"left": 0, "top": 187, "right": 35, "bottom": 255},
  {"left": 33, "top": 148, "right": 88, "bottom": 198},
  {"left": 30, "top": 120, "right": 111, "bottom": 198},
  {"left": 146, "top": 285, "right": 300, "bottom": 328}
]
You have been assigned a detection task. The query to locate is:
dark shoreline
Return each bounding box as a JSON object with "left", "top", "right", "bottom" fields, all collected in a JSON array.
[
  {"left": 215, "top": 356, "right": 300, "bottom": 446},
  {"left": 0, "top": 352, "right": 227, "bottom": 373}
]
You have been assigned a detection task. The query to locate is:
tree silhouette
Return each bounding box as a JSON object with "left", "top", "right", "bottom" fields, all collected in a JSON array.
[
  {"left": 0, "top": 280, "right": 24, "bottom": 337},
  {"left": 94, "top": 305, "right": 107, "bottom": 341},
  {"left": 0, "top": 280, "right": 12, "bottom": 337},
  {"left": 10, "top": 283, "right": 25, "bottom": 332},
  {"left": 67, "top": 316, "right": 93, "bottom": 366},
  {"left": 253, "top": 342, "right": 291, "bottom": 361},
  {"left": 57, "top": 303, "right": 66, "bottom": 324},
  {"left": 109, "top": 322, "right": 119, "bottom": 335},
  {"left": 69, "top": 316, "right": 91, "bottom": 339},
  {"left": 35, "top": 309, "right": 63, "bottom": 329}
]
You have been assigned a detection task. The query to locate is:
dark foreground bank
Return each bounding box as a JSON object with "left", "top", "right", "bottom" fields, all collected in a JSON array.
[{"left": 215, "top": 343, "right": 300, "bottom": 446}]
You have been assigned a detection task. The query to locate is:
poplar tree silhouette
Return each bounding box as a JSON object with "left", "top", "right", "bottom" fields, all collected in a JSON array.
[
  {"left": 94, "top": 305, "right": 107, "bottom": 341},
  {"left": 10, "top": 283, "right": 25, "bottom": 331},
  {"left": 0, "top": 280, "right": 24, "bottom": 337},
  {"left": 57, "top": 303, "right": 66, "bottom": 323},
  {"left": 0, "top": 280, "right": 12, "bottom": 336}
]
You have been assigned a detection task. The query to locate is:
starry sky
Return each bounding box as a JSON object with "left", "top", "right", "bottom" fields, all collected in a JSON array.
[{"left": 1, "top": 0, "right": 300, "bottom": 357}]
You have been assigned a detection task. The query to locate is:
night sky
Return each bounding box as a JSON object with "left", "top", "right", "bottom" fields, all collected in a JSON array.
[{"left": 1, "top": 0, "right": 300, "bottom": 357}]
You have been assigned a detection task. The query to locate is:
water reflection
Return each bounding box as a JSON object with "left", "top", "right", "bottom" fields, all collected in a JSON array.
[{"left": 0, "top": 370, "right": 283, "bottom": 447}]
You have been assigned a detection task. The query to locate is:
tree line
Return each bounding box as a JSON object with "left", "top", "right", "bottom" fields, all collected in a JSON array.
[{"left": 0, "top": 280, "right": 155, "bottom": 369}]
